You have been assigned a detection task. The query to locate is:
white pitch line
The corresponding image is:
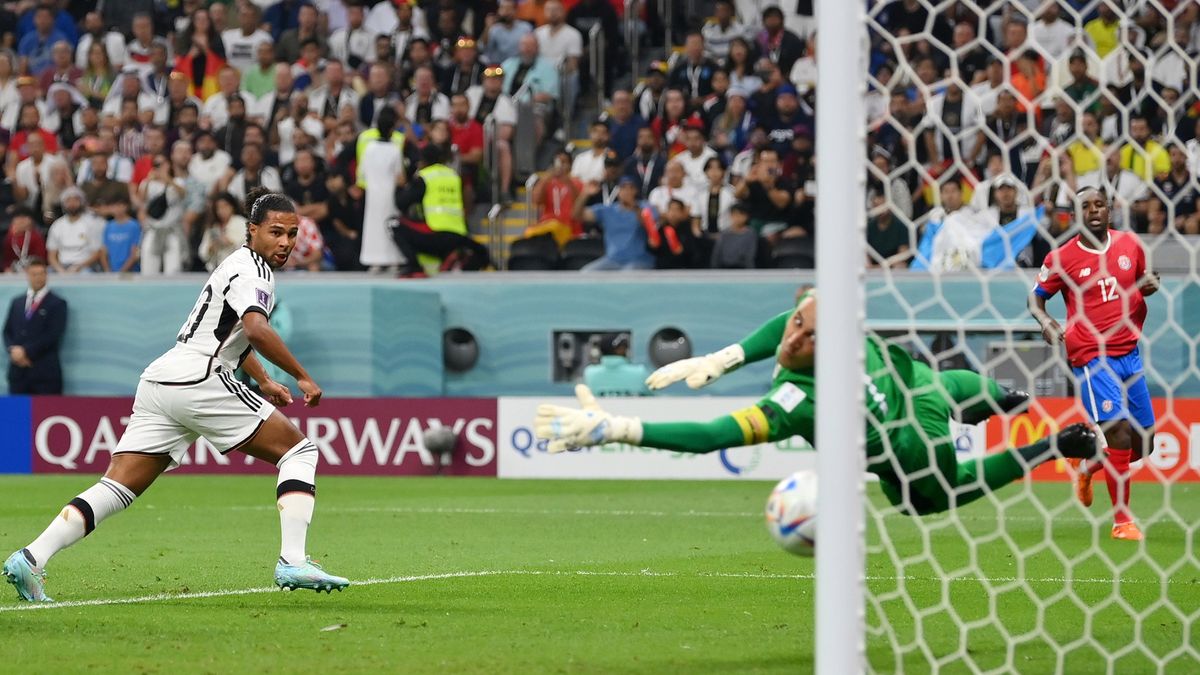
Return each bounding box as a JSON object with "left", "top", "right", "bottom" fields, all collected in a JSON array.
[{"left": 1, "top": 568, "right": 1183, "bottom": 613}]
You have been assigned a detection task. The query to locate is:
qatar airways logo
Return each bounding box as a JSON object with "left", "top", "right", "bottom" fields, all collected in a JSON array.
[{"left": 33, "top": 415, "right": 496, "bottom": 470}]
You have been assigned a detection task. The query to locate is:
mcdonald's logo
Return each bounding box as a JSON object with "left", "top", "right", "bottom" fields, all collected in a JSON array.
[{"left": 1009, "top": 415, "right": 1060, "bottom": 447}]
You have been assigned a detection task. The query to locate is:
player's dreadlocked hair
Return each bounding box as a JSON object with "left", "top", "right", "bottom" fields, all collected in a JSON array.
[{"left": 244, "top": 187, "right": 296, "bottom": 243}]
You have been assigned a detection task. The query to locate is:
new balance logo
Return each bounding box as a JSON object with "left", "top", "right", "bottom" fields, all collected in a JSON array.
[{"left": 1079, "top": 267, "right": 1092, "bottom": 278}]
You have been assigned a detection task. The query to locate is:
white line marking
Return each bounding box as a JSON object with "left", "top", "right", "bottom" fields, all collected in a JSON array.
[{"left": 1, "top": 568, "right": 1184, "bottom": 612}]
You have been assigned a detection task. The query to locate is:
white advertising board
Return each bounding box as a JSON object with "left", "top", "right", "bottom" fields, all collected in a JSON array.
[{"left": 497, "top": 397, "right": 816, "bottom": 480}]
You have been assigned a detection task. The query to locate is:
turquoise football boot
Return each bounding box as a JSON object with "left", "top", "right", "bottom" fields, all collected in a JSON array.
[
  {"left": 274, "top": 557, "right": 349, "bottom": 593},
  {"left": 3, "top": 549, "right": 54, "bottom": 603}
]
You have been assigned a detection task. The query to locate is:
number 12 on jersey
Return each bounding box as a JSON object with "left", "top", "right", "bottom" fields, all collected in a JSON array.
[{"left": 1098, "top": 277, "right": 1118, "bottom": 302}]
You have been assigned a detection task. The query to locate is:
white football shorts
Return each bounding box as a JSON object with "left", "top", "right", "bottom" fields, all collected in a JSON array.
[{"left": 112, "top": 367, "right": 275, "bottom": 469}]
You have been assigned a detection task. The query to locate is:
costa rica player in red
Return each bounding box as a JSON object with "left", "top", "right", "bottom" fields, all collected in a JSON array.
[{"left": 1028, "top": 186, "right": 1160, "bottom": 541}]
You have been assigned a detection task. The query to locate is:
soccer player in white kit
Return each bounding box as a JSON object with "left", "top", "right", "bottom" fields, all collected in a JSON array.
[{"left": 3, "top": 188, "right": 349, "bottom": 602}]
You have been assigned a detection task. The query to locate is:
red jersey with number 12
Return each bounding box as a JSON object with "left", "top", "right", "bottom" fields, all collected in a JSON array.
[{"left": 1034, "top": 230, "right": 1147, "bottom": 367}]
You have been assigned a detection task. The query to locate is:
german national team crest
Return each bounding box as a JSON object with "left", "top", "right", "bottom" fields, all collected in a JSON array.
[
  {"left": 256, "top": 288, "right": 271, "bottom": 309},
  {"left": 1118, "top": 255, "right": 1132, "bottom": 271},
  {"left": 1102, "top": 400, "right": 1114, "bottom": 413}
]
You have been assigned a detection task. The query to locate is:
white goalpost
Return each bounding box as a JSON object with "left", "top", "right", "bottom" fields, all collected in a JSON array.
[{"left": 814, "top": 0, "right": 868, "bottom": 672}]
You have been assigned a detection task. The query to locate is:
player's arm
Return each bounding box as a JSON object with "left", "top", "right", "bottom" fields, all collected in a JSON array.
[
  {"left": 242, "top": 311, "right": 321, "bottom": 407},
  {"left": 535, "top": 385, "right": 804, "bottom": 454},
  {"left": 241, "top": 351, "right": 294, "bottom": 407},
  {"left": 1133, "top": 235, "right": 1160, "bottom": 297},
  {"left": 645, "top": 290, "right": 813, "bottom": 391},
  {"left": 1028, "top": 259, "right": 1065, "bottom": 345}
]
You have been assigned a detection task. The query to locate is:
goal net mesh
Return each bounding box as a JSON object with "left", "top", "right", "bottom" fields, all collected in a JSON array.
[{"left": 857, "top": 1, "right": 1199, "bottom": 671}]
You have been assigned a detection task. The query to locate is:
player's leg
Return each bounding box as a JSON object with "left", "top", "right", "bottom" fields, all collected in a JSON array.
[
  {"left": 194, "top": 372, "right": 346, "bottom": 591},
  {"left": 936, "top": 370, "right": 1029, "bottom": 425},
  {"left": 1074, "top": 356, "right": 1143, "bottom": 538},
  {"left": 4, "top": 383, "right": 182, "bottom": 601}
]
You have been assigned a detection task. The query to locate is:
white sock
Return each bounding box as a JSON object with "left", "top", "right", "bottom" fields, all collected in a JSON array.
[
  {"left": 276, "top": 440, "right": 318, "bottom": 566},
  {"left": 25, "top": 478, "right": 135, "bottom": 568}
]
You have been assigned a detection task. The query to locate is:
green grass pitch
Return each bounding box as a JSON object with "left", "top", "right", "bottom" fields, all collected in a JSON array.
[{"left": 0, "top": 476, "right": 1196, "bottom": 674}]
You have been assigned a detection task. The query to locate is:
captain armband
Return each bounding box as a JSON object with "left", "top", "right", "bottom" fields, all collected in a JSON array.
[{"left": 730, "top": 405, "right": 772, "bottom": 445}]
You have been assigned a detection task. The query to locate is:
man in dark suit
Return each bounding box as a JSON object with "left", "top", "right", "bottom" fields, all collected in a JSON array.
[{"left": 3, "top": 257, "right": 67, "bottom": 394}]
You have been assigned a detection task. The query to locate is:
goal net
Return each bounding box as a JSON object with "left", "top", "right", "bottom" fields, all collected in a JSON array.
[{"left": 839, "top": 0, "right": 1200, "bottom": 672}]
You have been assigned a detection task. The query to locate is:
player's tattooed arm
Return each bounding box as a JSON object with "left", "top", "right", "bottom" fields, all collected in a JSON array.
[
  {"left": 243, "top": 312, "right": 323, "bottom": 407},
  {"left": 1138, "top": 271, "right": 1161, "bottom": 297}
]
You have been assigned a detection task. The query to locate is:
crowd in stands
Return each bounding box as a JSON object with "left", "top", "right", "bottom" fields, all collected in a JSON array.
[{"left": 0, "top": 0, "right": 1196, "bottom": 275}]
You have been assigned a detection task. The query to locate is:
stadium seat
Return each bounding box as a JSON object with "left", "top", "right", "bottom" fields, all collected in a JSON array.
[
  {"left": 770, "top": 237, "right": 816, "bottom": 269},
  {"left": 506, "top": 235, "right": 560, "bottom": 271},
  {"left": 560, "top": 237, "right": 605, "bottom": 270}
]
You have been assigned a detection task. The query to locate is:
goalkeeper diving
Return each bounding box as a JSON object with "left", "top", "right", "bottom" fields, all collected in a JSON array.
[{"left": 535, "top": 292, "right": 1101, "bottom": 515}]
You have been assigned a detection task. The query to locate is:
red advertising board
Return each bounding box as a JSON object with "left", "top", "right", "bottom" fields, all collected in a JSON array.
[
  {"left": 984, "top": 397, "right": 1200, "bottom": 482},
  {"left": 30, "top": 397, "right": 498, "bottom": 476}
]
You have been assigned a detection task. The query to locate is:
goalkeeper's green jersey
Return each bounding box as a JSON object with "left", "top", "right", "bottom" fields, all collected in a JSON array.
[{"left": 639, "top": 309, "right": 925, "bottom": 457}]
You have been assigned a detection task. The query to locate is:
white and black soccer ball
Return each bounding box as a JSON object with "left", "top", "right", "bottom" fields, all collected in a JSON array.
[
  {"left": 423, "top": 426, "right": 458, "bottom": 455},
  {"left": 764, "top": 471, "right": 818, "bottom": 557}
]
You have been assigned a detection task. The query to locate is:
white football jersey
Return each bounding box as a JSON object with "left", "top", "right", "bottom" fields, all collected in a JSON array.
[{"left": 141, "top": 247, "right": 276, "bottom": 384}]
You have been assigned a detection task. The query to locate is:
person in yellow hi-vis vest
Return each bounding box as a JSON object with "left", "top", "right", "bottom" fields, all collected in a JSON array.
[{"left": 390, "top": 145, "right": 492, "bottom": 278}]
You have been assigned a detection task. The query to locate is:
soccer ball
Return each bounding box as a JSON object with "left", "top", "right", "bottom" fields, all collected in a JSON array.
[
  {"left": 764, "top": 471, "right": 818, "bottom": 557},
  {"left": 423, "top": 426, "right": 458, "bottom": 455}
]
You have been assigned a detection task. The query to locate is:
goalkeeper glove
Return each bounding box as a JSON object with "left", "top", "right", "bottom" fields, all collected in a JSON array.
[
  {"left": 644, "top": 344, "right": 745, "bottom": 391},
  {"left": 534, "top": 384, "right": 643, "bottom": 454}
]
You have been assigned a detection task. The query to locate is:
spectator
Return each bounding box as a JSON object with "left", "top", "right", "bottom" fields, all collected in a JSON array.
[
  {"left": 635, "top": 60, "right": 669, "bottom": 121},
  {"left": 648, "top": 159, "right": 701, "bottom": 220},
  {"left": 734, "top": 147, "right": 794, "bottom": 238},
  {"left": 130, "top": 124, "right": 166, "bottom": 188},
  {"left": 502, "top": 35, "right": 560, "bottom": 142},
  {"left": 528, "top": 148, "right": 583, "bottom": 246},
  {"left": 755, "top": 6, "right": 805, "bottom": 75},
  {"left": 243, "top": 41, "right": 278, "bottom": 100},
  {"left": 406, "top": 66, "right": 450, "bottom": 125},
  {"left": 101, "top": 1, "right": 155, "bottom": 47},
  {"left": 18, "top": 7, "right": 68, "bottom": 77},
  {"left": 79, "top": 153, "right": 130, "bottom": 217},
  {"left": 3, "top": 256, "right": 66, "bottom": 394},
  {"left": 762, "top": 83, "right": 813, "bottom": 171},
  {"left": 1062, "top": 50, "right": 1099, "bottom": 110},
  {"left": 481, "top": 0, "right": 531, "bottom": 66},
  {"left": 1030, "top": 3, "right": 1074, "bottom": 61},
  {"left": 467, "top": 64, "right": 516, "bottom": 202},
  {"left": 200, "top": 67, "right": 241, "bottom": 131},
  {"left": 788, "top": 34, "right": 816, "bottom": 96},
  {"left": 648, "top": 197, "right": 701, "bottom": 269},
  {"left": 154, "top": 72, "right": 202, "bottom": 130},
  {"left": 442, "top": 37, "right": 483, "bottom": 97},
  {"left": 168, "top": 139, "right": 208, "bottom": 262},
  {"left": 309, "top": 59, "right": 359, "bottom": 125},
  {"left": 571, "top": 119, "right": 611, "bottom": 184},
  {"left": 45, "top": 187, "right": 102, "bottom": 274},
  {"left": 189, "top": 130, "right": 233, "bottom": 196},
  {"left": 221, "top": 142, "right": 283, "bottom": 203},
  {"left": 1, "top": 208, "right": 48, "bottom": 273},
  {"left": 1151, "top": 144, "right": 1199, "bottom": 234},
  {"left": 708, "top": 86, "right": 753, "bottom": 161},
  {"left": 222, "top": 3, "right": 273, "bottom": 73},
  {"left": 75, "top": 12, "right": 125, "bottom": 73},
  {"left": 274, "top": 94, "right": 323, "bottom": 168},
  {"left": 651, "top": 88, "right": 690, "bottom": 157},
  {"left": 710, "top": 202, "right": 757, "bottom": 269},
  {"left": 675, "top": 122, "right": 718, "bottom": 193},
  {"left": 359, "top": 106, "right": 406, "bottom": 272},
  {"left": 78, "top": 41, "right": 116, "bottom": 108},
  {"left": 197, "top": 192, "right": 247, "bottom": 271},
  {"left": 276, "top": 4, "right": 327, "bottom": 64},
  {"left": 257, "top": 66, "right": 297, "bottom": 136},
  {"left": 669, "top": 32, "right": 719, "bottom": 108},
  {"left": 951, "top": 21, "right": 989, "bottom": 85},
  {"left": 534, "top": 0, "right": 582, "bottom": 112},
  {"left": 9, "top": 99, "right": 57, "bottom": 164},
  {"left": 142, "top": 42, "right": 173, "bottom": 102},
  {"left": 124, "top": 13, "right": 163, "bottom": 77},
  {"left": 572, "top": 177, "right": 655, "bottom": 271},
  {"left": 623, "top": 126, "right": 668, "bottom": 200},
  {"left": 722, "top": 37, "right": 761, "bottom": 94},
  {"left": 359, "top": 63, "right": 401, "bottom": 129},
  {"left": 325, "top": 172, "right": 364, "bottom": 270},
  {"left": 138, "top": 156, "right": 188, "bottom": 275},
  {"left": 923, "top": 82, "right": 982, "bottom": 168},
  {"left": 584, "top": 151, "right": 624, "bottom": 208},
  {"left": 13, "top": 131, "right": 68, "bottom": 222},
  {"left": 38, "top": 41, "right": 81, "bottom": 91},
  {"left": 699, "top": 156, "right": 736, "bottom": 238},
  {"left": 866, "top": 192, "right": 911, "bottom": 268},
  {"left": 1119, "top": 114, "right": 1170, "bottom": 183},
  {"left": 1084, "top": 3, "right": 1120, "bottom": 59},
  {"left": 389, "top": 0, "right": 430, "bottom": 63},
  {"left": 99, "top": 196, "right": 141, "bottom": 274},
  {"left": 750, "top": 58, "right": 786, "bottom": 116},
  {"left": 448, "top": 93, "right": 483, "bottom": 205},
  {"left": 391, "top": 144, "right": 491, "bottom": 276},
  {"left": 583, "top": 333, "right": 649, "bottom": 397},
  {"left": 703, "top": 1, "right": 750, "bottom": 61},
  {"left": 329, "top": 2, "right": 375, "bottom": 71},
  {"left": 286, "top": 146, "right": 329, "bottom": 225},
  {"left": 601, "top": 89, "right": 645, "bottom": 162}
]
